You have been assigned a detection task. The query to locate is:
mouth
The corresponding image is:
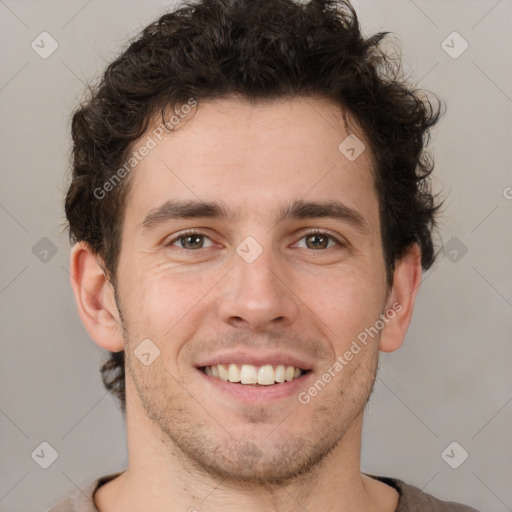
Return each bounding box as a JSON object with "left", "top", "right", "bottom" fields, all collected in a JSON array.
[
  {"left": 199, "top": 363, "right": 311, "bottom": 386},
  {"left": 195, "top": 350, "right": 315, "bottom": 402}
]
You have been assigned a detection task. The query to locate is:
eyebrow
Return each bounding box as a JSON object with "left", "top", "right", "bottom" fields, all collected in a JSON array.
[{"left": 141, "top": 198, "right": 368, "bottom": 234}]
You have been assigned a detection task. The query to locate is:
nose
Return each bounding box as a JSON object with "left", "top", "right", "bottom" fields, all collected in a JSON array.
[{"left": 217, "top": 247, "right": 300, "bottom": 331}]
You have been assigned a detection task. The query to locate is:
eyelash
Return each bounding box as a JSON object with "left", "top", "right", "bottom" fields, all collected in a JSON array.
[{"left": 166, "top": 229, "right": 345, "bottom": 251}]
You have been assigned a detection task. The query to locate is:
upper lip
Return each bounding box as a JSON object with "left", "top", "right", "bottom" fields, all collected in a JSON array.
[{"left": 196, "top": 350, "right": 315, "bottom": 371}]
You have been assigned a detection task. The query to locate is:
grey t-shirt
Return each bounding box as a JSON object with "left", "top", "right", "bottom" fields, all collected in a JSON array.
[{"left": 47, "top": 472, "right": 481, "bottom": 511}]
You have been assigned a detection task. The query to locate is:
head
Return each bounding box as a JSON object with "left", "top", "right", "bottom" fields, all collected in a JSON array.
[{"left": 66, "top": 0, "right": 442, "bottom": 485}]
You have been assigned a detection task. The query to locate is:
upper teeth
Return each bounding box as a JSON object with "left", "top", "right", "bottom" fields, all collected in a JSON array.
[{"left": 203, "top": 364, "right": 303, "bottom": 385}]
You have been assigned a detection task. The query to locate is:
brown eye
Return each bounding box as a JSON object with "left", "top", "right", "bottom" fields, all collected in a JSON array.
[
  {"left": 296, "top": 231, "right": 340, "bottom": 250},
  {"left": 167, "top": 231, "right": 214, "bottom": 250},
  {"left": 305, "top": 233, "right": 330, "bottom": 249}
]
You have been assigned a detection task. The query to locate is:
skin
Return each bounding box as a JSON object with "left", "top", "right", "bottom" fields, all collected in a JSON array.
[{"left": 70, "top": 96, "right": 422, "bottom": 512}]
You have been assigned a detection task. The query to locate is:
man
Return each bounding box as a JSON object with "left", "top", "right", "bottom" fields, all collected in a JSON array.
[{"left": 52, "top": 0, "right": 480, "bottom": 510}]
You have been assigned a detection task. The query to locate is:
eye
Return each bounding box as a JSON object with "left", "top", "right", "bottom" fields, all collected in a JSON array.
[
  {"left": 294, "top": 230, "right": 343, "bottom": 250},
  {"left": 165, "top": 230, "right": 344, "bottom": 251},
  {"left": 167, "top": 230, "right": 214, "bottom": 250}
]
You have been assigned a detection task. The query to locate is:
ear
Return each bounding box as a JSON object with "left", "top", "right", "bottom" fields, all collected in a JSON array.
[
  {"left": 69, "top": 241, "right": 124, "bottom": 352},
  {"left": 379, "top": 243, "right": 422, "bottom": 353}
]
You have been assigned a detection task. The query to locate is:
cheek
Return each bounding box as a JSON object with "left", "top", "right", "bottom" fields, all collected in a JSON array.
[
  {"left": 300, "top": 266, "right": 385, "bottom": 339},
  {"left": 124, "top": 267, "right": 216, "bottom": 340}
]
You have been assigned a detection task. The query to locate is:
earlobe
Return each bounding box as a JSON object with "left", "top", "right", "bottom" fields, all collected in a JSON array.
[
  {"left": 379, "top": 243, "right": 422, "bottom": 353},
  {"left": 69, "top": 241, "right": 124, "bottom": 352}
]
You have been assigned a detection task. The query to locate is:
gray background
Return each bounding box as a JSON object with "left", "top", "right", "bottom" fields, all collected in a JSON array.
[{"left": 0, "top": 0, "right": 511, "bottom": 510}]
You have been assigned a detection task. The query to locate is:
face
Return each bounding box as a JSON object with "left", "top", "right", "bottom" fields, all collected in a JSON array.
[{"left": 115, "top": 96, "right": 390, "bottom": 485}]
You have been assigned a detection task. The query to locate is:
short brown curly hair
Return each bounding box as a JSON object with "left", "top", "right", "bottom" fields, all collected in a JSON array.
[{"left": 65, "top": 0, "right": 443, "bottom": 414}]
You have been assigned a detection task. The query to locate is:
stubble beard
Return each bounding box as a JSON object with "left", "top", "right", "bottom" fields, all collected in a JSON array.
[{"left": 124, "top": 336, "right": 379, "bottom": 489}]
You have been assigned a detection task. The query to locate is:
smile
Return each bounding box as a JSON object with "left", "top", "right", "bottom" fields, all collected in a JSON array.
[{"left": 201, "top": 363, "right": 308, "bottom": 386}]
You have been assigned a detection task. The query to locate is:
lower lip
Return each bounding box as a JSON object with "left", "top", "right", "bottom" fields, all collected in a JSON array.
[{"left": 197, "top": 368, "right": 313, "bottom": 403}]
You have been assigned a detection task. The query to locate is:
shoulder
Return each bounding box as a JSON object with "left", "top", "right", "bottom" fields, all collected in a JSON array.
[
  {"left": 365, "top": 474, "right": 482, "bottom": 512},
  {"left": 46, "top": 471, "right": 124, "bottom": 512},
  {"left": 46, "top": 492, "right": 93, "bottom": 512},
  {"left": 46, "top": 496, "right": 76, "bottom": 512}
]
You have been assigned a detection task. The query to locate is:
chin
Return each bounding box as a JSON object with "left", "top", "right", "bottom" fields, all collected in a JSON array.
[{"left": 167, "top": 422, "right": 342, "bottom": 488}]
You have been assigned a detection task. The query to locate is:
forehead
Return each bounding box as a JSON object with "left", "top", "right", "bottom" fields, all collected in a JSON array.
[{"left": 124, "top": 96, "right": 377, "bottom": 225}]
